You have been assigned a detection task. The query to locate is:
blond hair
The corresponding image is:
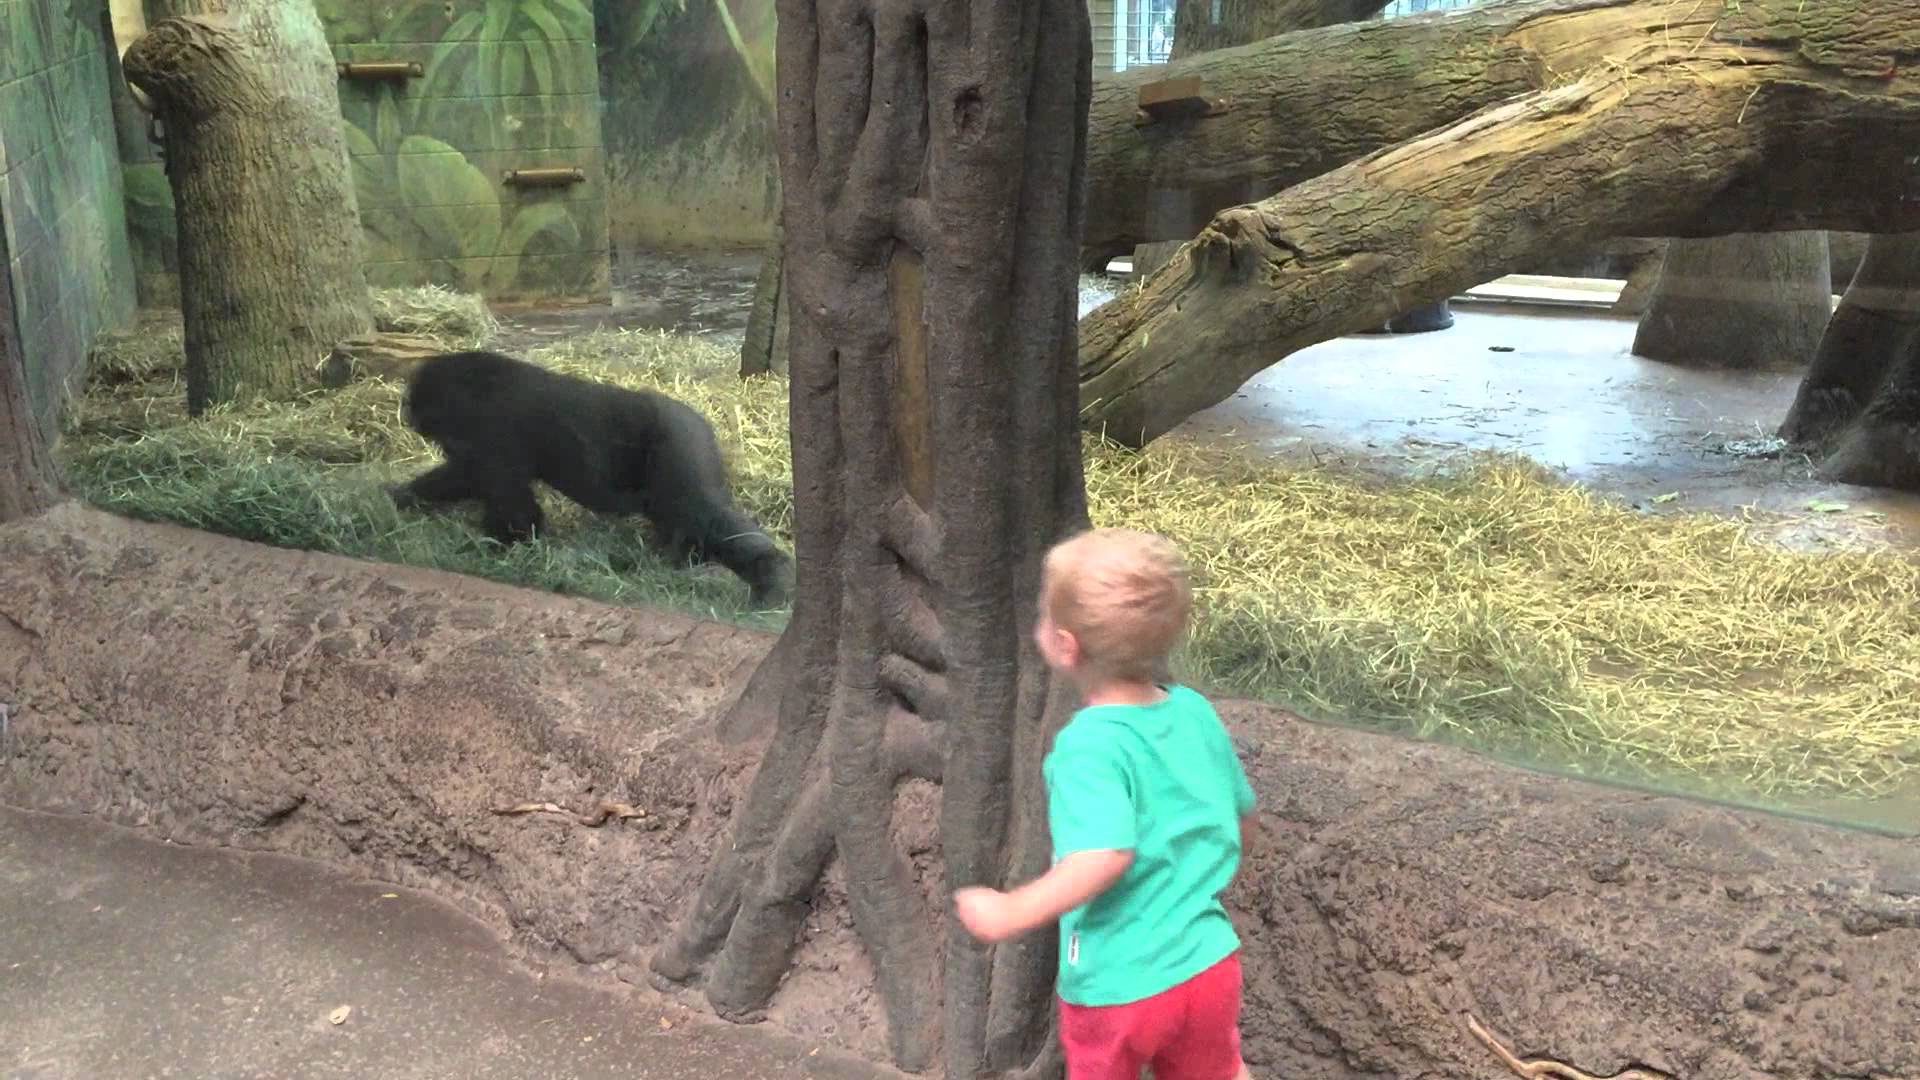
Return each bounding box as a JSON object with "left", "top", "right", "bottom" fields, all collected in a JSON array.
[{"left": 1040, "top": 527, "right": 1193, "bottom": 683}]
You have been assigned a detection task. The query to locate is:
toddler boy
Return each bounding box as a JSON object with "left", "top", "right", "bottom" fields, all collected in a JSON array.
[{"left": 953, "top": 527, "right": 1257, "bottom": 1080}]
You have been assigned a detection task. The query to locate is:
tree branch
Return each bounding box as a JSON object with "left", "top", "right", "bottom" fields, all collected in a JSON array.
[
  {"left": 1084, "top": 0, "right": 1690, "bottom": 264},
  {"left": 1080, "top": 2, "right": 1920, "bottom": 446}
]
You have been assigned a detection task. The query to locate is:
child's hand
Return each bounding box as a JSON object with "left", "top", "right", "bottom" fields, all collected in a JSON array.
[{"left": 953, "top": 886, "right": 1020, "bottom": 943}]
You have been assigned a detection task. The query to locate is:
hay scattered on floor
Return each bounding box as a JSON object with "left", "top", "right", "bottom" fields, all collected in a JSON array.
[
  {"left": 83, "top": 286, "right": 500, "bottom": 387},
  {"left": 87, "top": 310, "right": 187, "bottom": 385},
  {"left": 55, "top": 326, "right": 1920, "bottom": 802},
  {"left": 367, "top": 285, "right": 500, "bottom": 346}
]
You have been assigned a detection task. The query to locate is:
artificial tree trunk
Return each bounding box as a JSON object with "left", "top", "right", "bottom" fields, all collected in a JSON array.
[
  {"left": 122, "top": 0, "right": 372, "bottom": 417},
  {"left": 738, "top": 219, "right": 788, "bottom": 377},
  {"left": 1778, "top": 233, "right": 1920, "bottom": 489},
  {"left": 657, "top": 0, "right": 1094, "bottom": 1075},
  {"left": 1631, "top": 233, "right": 1834, "bottom": 370},
  {"left": 1078, "top": 0, "right": 1920, "bottom": 449},
  {"left": 0, "top": 212, "right": 64, "bottom": 524}
]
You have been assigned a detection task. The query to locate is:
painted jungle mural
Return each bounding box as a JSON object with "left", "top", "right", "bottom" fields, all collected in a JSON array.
[
  {"left": 2, "top": 0, "right": 139, "bottom": 431},
  {"left": 118, "top": 0, "right": 613, "bottom": 304}
]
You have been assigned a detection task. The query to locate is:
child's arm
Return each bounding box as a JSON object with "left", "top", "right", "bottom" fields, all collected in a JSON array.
[
  {"left": 954, "top": 849, "right": 1133, "bottom": 943},
  {"left": 954, "top": 723, "right": 1135, "bottom": 944}
]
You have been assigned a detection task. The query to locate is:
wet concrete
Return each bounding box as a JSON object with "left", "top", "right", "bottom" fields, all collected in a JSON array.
[
  {"left": 492, "top": 252, "right": 1920, "bottom": 549},
  {"left": 1085, "top": 286, "right": 1920, "bottom": 550},
  {"left": 0, "top": 805, "right": 898, "bottom": 1080},
  {"left": 490, "top": 249, "right": 763, "bottom": 352}
]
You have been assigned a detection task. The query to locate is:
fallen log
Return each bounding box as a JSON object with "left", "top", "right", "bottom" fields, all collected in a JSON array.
[
  {"left": 1078, "top": 0, "right": 1920, "bottom": 449},
  {"left": 1083, "top": 0, "right": 1759, "bottom": 268},
  {"left": 2, "top": 504, "right": 1917, "bottom": 1078},
  {"left": 314, "top": 331, "right": 453, "bottom": 387}
]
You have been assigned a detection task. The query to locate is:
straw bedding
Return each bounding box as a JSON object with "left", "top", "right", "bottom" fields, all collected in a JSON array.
[{"left": 61, "top": 301, "right": 1920, "bottom": 804}]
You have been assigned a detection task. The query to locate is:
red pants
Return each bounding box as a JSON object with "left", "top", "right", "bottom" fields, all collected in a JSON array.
[{"left": 1058, "top": 951, "right": 1244, "bottom": 1080}]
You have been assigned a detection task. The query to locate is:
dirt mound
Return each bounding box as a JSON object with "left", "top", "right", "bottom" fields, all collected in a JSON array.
[{"left": 3, "top": 504, "right": 1917, "bottom": 1078}]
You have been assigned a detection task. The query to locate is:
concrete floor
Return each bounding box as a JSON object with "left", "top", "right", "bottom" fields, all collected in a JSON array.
[{"left": 0, "top": 806, "right": 898, "bottom": 1080}]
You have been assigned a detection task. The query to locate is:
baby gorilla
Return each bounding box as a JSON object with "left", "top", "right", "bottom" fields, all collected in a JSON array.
[{"left": 389, "top": 349, "right": 795, "bottom": 608}]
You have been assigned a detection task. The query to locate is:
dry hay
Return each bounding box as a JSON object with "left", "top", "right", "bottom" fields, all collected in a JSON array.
[
  {"left": 55, "top": 326, "right": 1920, "bottom": 805},
  {"left": 83, "top": 286, "right": 500, "bottom": 388},
  {"left": 368, "top": 285, "right": 501, "bottom": 344}
]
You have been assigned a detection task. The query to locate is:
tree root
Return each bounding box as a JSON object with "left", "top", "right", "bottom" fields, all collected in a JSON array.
[{"left": 1464, "top": 1014, "right": 1675, "bottom": 1080}]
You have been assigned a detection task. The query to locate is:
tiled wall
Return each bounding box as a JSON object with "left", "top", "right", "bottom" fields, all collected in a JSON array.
[{"left": 0, "top": 0, "right": 138, "bottom": 436}]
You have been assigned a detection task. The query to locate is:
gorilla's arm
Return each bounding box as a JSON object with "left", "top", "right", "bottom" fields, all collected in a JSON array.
[{"left": 391, "top": 460, "right": 479, "bottom": 509}]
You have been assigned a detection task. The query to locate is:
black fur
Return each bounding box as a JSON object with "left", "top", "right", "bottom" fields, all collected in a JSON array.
[{"left": 389, "top": 349, "right": 795, "bottom": 608}]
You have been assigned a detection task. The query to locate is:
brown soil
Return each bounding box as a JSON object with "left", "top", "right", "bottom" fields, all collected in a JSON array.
[{"left": 4, "top": 504, "right": 1919, "bottom": 1078}]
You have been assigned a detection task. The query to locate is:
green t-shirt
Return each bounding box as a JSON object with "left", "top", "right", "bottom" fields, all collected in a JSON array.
[{"left": 1043, "top": 683, "right": 1257, "bottom": 1007}]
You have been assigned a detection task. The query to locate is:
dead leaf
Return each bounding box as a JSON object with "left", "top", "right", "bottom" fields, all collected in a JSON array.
[
  {"left": 328, "top": 1006, "right": 351, "bottom": 1026},
  {"left": 1808, "top": 500, "right": 1850, "bottom": 513},
  {"left": 1651, "top": 492, "right": 1680, "bottom": 504}
]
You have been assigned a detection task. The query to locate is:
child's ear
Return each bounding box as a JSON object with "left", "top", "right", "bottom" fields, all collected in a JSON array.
[{"left": 1055, "top": 627, "right": 1082, "bottom": 667}]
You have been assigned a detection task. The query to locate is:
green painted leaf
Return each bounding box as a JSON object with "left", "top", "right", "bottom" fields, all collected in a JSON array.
[
  {"left": 375, "top": 92, "right": 403, "bottom": 153},
  {"left": 418, "top": 12, "right": 484, "bottom": 101},
  {"left": 500, "top": 46, "right": 528, "bottom": 97},
  {"left": 395, "top": 135, "right": 502, "bottom": 262},
  {"left": 483, "top": 0, "right": 513, "bottom": 41},
  {"left": 120, "top": 163, "right": 177, "bottom": 244},
  {"left": 520, "top": 31, "right": 557, "bottom": 96},
  {"left": 488, "top": 202, "right": 583, "bottom": 288},
  {"left": 545, "top": 0, "right": 598, "bottom": 40},
  {"left": 522, "top": 2, "right": 571, "bottom": 45},
  {"left": 342, "top": 121, "right": 398, "bottom": 208}
]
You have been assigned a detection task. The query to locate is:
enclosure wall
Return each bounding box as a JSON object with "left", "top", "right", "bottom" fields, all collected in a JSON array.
[
  {"left": 116, "top": 0, "right": 615, "bottom": 305},
  {"left": 0, "top": 0, "right": 138, "bottom": 436},
  {"left": 592, "top": 0, "right": 779, "bottom": 253},
  {"left": 318, "top": 0, "right": 612, "bottom": 302}
]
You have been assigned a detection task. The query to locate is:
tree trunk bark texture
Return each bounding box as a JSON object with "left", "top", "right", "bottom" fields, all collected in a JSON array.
[
  {"left": 1632, "top": 233, "right": 1833, "bottom": 371},
  {"left": 5, "top": 507, "right": 1920, "bottom": 1080},
  {"left": 1170, "top": 0, "right": 1458, "bottom": 337},
  {"left": 1779, "top": 233, "right": 1920, "bottom": 489},
  {"left": 1168, "top": 0, "right": 1392, "bottom": 61},
  {"left": 122, "top": 0, "right": 372, "bottom": 417},
  {"left": 1079, "top": 0, "right": 1920, "bottom": 450},
  {"left": 657, "top": 0, "right": 1095, "bottom": 1076},
  {"left": 738, "top": 220, "right": 788, "bottom": 377},
  {"left": 0, "top": 210, "right": 65, "bottom": 524}
]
